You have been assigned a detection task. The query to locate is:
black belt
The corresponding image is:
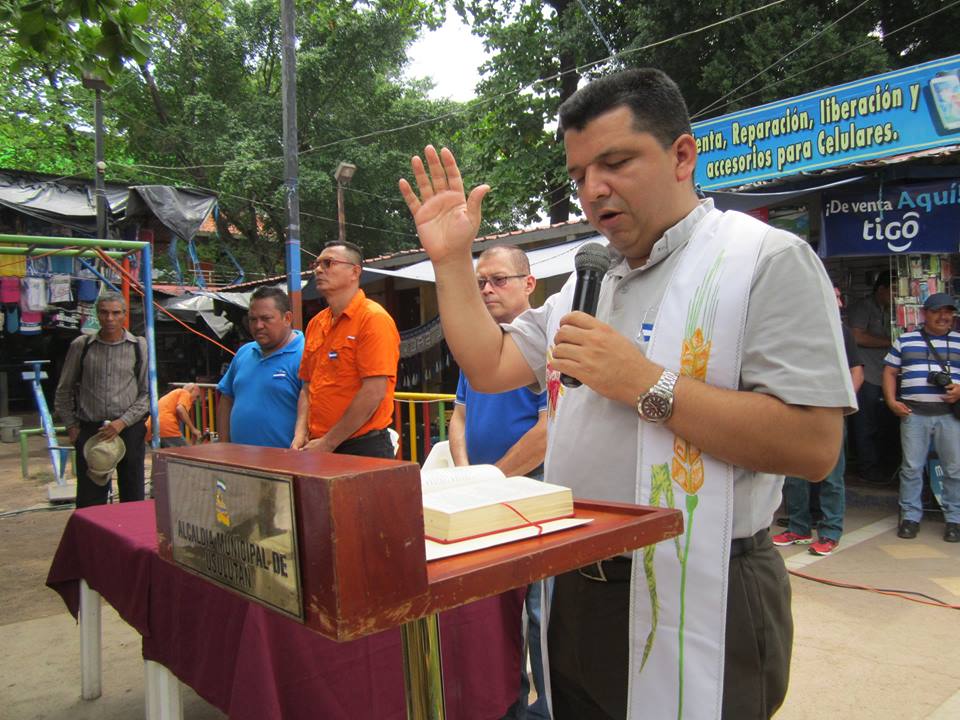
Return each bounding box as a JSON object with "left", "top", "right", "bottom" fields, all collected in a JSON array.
[
  {"left": 336, "top": 427, "right": 389, "bottom": 449},
  {"left": 577, "top": 528, "right": 770, "bottom": 583}
]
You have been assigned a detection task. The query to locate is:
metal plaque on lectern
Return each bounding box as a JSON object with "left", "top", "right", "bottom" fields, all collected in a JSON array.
[{"left": 165, "top": 458, "right": 303, "bottom": 619}]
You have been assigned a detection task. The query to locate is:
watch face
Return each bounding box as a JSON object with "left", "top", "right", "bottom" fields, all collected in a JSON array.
[{"left": 641, "top": 393, "right": 671, "bottom": 420}]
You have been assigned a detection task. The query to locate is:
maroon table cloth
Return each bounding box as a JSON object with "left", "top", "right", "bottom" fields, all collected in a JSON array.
[{"left": 46, "top": 501, "right": 523, "bottom": 719}]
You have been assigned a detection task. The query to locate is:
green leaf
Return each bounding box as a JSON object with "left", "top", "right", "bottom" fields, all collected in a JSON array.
[
  {"left": 29, "top": 30, "right": 48, "bottom": 51},
  {"left": 95, "top": 34, "right": 118, "bottom": 58},
  {"left": 640, "top": 543, "right": 659, "bottom": 671},
  {"left": 130, "top": 33, "right": 150, "bottom": 56},
  {"left": 20, "top": 9, "right": 46, "bottom": 34},
  {"left": 126, "top": 2, "right": 149, "bottom": 25},
  {"left": 651, "top": 463, "right": 671, "bottom": 502}
]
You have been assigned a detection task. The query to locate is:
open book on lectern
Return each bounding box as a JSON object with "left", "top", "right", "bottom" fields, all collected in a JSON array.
[{"left": 420, "top": 464, "right": 575, "bottom": 543}]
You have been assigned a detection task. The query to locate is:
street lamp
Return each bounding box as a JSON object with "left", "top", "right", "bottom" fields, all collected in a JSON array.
[
  {"left": 82, "top": 73, "right": 110, "bottom": 240},
  {"left": 334, "top": 162, "right": 357, "bottom": 244}
]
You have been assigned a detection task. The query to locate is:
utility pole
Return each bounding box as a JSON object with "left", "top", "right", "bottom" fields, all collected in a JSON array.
[{"left": 281, "top": 0, "right": 303, "bottom": 329}]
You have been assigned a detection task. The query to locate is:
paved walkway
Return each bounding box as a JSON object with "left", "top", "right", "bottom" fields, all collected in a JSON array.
[{"left": 1, "top": 416, "right": 958, "bottom": 719}]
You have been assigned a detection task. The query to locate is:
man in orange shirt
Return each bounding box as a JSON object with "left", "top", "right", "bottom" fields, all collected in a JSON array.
[
  {"left": 155, "top": 383, "right": 202, "bottom": 447},
  {"left": 293, "top": 241, "right": 400, "bottom": 458}
]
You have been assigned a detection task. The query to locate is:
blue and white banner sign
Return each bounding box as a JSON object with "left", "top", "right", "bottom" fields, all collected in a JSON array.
[
  {"left": 693, "top": 54, "right": 960, "bottom": 191},
  {"left": 820, "top": 179, "right": 960, "bottom": 257}
]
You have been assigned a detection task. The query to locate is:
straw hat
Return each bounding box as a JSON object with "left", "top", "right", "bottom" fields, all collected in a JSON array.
[{"left": 83, "top": 434, "right": 126, "bottom": 486}]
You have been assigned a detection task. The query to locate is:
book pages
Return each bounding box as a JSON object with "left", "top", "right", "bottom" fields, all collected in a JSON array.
[{"left": 424, "top": 517, "right": 593, "bottom": 561}]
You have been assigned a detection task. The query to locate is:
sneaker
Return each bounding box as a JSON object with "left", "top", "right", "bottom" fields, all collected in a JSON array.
[
  {"left": 897, "top": 520, "right": 919, "bottom": 539},
  {"left": 809, "top": 538, "right": 839, "bottom": 556},
  {"left": 772, "top": 531, "right": 813, "bottom": 546}
]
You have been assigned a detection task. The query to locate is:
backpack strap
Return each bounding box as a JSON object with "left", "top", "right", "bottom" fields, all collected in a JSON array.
[
  {"left": 133, "top": 336, "right": 143, "bottom": 381},
  {"left": 77, "top": 334, "right": 97, "bottom": 388},
  {"left": 78, "top": 334, "right": 143, "bottom": 387}
]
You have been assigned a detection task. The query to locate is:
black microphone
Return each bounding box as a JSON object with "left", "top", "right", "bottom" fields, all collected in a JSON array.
[{"left": 560, "top": 242, "right": 612, "bottom": 388}]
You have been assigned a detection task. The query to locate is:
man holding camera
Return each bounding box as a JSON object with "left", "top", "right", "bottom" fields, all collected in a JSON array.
[{"left": 882, "top": 293, "right": 960, "bottom": 542}]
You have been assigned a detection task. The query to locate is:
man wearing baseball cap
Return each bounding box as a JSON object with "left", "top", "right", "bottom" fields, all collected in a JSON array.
[{"left": 882, "top": 293, "right": 960, "bottom": 543}]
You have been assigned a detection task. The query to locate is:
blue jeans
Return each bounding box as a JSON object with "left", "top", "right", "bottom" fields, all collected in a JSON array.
[
  {"left": 899, "top": 413, "right": 960, "bottom": 523},
  {"left": 502, "top": 579, "right": 553, "bottom": 719},
  {"left": 784, "top": 445, "right": 846, "bottom": 542},
  {"left": 503, "top": 467, "right": 552, "bottom": 720},
  {"left": 525, "top": 579, "right": 551, "bottom": 719}
]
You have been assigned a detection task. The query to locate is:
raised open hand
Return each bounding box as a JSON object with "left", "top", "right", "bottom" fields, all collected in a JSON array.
[{"left": 399, "top": 146, "right": 489, "bottom": 264}]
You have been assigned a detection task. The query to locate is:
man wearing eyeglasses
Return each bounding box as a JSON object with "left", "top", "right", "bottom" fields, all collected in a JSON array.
[
  {"left": 448, "top": 244, "right": 550, "bottom": 720},
  {"left": 292, "top": 240, "right": 400, "bottom": 458}
]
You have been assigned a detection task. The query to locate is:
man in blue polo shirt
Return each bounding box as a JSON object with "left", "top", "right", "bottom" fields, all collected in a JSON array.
[
  {"left": 882, "top": 293, "right": 960, "bottom": 543},
  {"left": 449, "top": 245, "right": 549, "bottom": 719},
  {"left": 217, "top": 286, "right": 304, "bottom": 448}
]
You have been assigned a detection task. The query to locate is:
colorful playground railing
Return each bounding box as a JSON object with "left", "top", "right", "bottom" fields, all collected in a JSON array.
[
  {"left": 170, "top": 382, "right": 220, "bottom": 442},
  {"left": 393, "top": 392, "right": 456, "bottom": 464}
]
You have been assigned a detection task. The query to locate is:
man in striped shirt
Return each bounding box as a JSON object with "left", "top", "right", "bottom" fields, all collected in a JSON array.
[
  {"left": 54, "top": 291, "right": 149, "bottom": 508},
  {"left": 882, "top": 293, "right": 960, "bottom": 542}
]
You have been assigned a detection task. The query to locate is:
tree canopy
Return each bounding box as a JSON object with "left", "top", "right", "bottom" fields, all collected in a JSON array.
[
  {"left": 453, "top": 0, "right": 957, "bottom": 225},
  {"left": 3, "top": 0, "right": 960, "bottom": 279},
  {"left": 1, "top": 0, "right": 151, "bottom": 79},
  {"left": 2, "top": 0, "right": 466, "bottom": 278}
]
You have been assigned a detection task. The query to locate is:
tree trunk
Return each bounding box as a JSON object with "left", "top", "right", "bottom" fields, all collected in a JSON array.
[
  {"left": 545, "top": 0, "right": 579, "bottom": 225},
  {"left": 547, "top": 46, "right": 579, "bottom": 225}
]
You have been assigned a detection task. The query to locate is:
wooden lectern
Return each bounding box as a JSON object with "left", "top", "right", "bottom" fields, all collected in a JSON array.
[{"left": 152, "top": 444, "right": 683, "bottom": 720}]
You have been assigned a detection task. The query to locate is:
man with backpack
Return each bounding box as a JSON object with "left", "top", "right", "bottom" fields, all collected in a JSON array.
[{"left": 55, "top": 291, "right": 149, "bottom": 507}]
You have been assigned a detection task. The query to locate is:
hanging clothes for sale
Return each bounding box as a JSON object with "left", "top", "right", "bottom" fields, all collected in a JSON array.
[
  {"left": 0, "top": 245, "right": 26, "bottom": 277},
  {"left": 20, "top": 276, "right": 46, "bottom": 312},
  {"left": 48, "top": 274, "right": 73, "bottom": 305},
  {"left": 49, "top": 254, "right": 74, "bottom": 274},
  {"left": 0, "top": 276, "right": 18, "bottom": 303},
  {"left": 79, "top": 301, "right": 99, "bottom": 334},
  {"left": 3, "top": 305, "right": 19, "bottom": 334},
  {"left": 76, "top": 278, "right": 99, "bottom": 302},
  {"left": 19, "top": 310, "right": 42, "bottom": 334}
]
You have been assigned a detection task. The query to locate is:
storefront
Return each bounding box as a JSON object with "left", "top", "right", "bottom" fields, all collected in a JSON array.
[
  {"left": 692, "top": 53, "right": 960, "bottom": 499},
  {"left": 820, "top": 177, "right": 959, "bottom": 339},
  {"left": 692, "top": 52, "right": 960, "bottom": 330}
]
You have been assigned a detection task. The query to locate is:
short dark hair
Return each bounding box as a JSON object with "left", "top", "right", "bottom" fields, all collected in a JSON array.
[
  {"left": 873, "top": 274, "right": 891, "bottom": 293},
  {"left": 323, "top": 240, "right": 364, "bottom": 266},
  {"left": 558, "top": 68, "right": 692, "bottom": 149},
  {"left": 478, "top": 245, "right": 530, "bottom": 275},
  {"left": 251, "top": 285, "right": 291, "bottom": 313}
]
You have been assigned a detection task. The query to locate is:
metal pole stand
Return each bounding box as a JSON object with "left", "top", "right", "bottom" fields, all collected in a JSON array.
[
  {"left": 400, "top": 614, "right": 445, "bottom": 720},
  {"left": 22, "top": 360, "right": 75, "bottom": 502}
]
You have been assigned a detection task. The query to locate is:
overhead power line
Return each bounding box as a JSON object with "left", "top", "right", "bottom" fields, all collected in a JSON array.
[
  {"left": 103, "top": 0, "right": 956, "bottom": 247},
  {"left": 692, "top": 0, "right": 960, "bottom": 118},
  {"left": 692, "top": 0, "right": 873, "bottom": 119},
  {"left": 120, "top": 0, "right": 790, "bottom": 174}
]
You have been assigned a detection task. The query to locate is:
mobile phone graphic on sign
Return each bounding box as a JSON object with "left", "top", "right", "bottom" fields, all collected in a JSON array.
[{"left": 929, "top": 71, "right": 960, "bottom": 133}]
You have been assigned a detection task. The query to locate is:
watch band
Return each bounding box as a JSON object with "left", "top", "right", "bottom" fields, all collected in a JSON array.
[{"left": 637, "top": 369, "right": 679, "bottom": 424}]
